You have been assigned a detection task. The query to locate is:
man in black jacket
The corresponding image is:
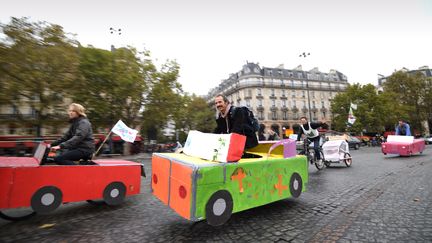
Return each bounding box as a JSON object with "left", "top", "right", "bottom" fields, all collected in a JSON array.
[
  {"left": 214, "top": 94, "right": 258, "bottom": 150},
  {"left": 50, "top": 103, "right": 95, "bottom": 165}
]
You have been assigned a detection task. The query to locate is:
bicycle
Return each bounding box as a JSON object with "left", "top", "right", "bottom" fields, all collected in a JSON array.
[{"left": 297, "top": 138, "right": 325, "bottom": 170}]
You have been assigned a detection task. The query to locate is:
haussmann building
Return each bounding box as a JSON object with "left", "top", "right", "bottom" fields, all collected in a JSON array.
[{"left": 206, "top": 62, "right": 349, "bottom": 136}]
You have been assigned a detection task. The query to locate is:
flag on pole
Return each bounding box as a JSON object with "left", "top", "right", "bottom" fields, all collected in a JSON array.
[
  {"left": 112, "top": 120, "right": 138, "bottom": 143},
  {"left": 350, "top": 103, "right": 358, "bottom": 110},
  {"left": 347, "top": 107, "right": 356, "bottom": 125}
]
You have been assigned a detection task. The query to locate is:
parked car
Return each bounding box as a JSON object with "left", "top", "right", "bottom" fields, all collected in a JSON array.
[
  {"left": 424, "top": 136, "right": 432, "bottom": 145},
  {"left": 346, "top": 136, "right": 362, "bottom": 150}
]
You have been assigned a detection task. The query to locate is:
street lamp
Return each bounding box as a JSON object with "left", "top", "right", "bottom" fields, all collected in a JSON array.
[{"left": 299, "top": 52, "right": 312, "bottom": 120}]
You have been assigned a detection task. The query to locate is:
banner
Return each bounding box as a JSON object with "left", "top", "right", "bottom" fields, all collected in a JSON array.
[
  {"left": 112, "top": 120, "right": 138, "bottom": 143},
  {"left": 183, "top": 130, "right": 246, "bottom": 162},
  {"left": 347, "top": 107, "right": 356, "bottom": 125}
]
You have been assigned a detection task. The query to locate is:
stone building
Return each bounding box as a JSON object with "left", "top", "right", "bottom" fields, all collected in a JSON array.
[{"left": 206, "top": 62, "right": 349, "bottom": 136}]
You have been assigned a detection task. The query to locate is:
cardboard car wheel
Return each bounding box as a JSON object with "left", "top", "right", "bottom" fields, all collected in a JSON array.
[
  {"left": 205, "top": 190, "right": 233, "bottom": 226},
  {"left": 103, "top": 182, "right": 126, "bottom": 206},
  {"left": 31, "top": 186, "right": 62, "bottom": 214},
  {"left": 344, "top": 153, "right": 352, "bottom": 167},
  {"left": 0, "top": 209, "right": 36, "bottom": 221},
  {"left": 289, "top": 173, "right": 302, "bottom": 198}
]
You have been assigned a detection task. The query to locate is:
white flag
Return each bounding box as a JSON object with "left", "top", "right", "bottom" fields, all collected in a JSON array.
[
  {"left": 350, "top": 103, "right": 358, "bottom": 110},
  {"left": 111, "top": 120, "right": 138, "bottom": 143},
  {"left": 347, "top": 107, "right": 356, "bottom": 125}
]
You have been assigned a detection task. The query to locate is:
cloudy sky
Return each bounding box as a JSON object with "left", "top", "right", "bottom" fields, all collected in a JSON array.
[{"left": 1, "top": 0, "right": 431, "bottom": 95}]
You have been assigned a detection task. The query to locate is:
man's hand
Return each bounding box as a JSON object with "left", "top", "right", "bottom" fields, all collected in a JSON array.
[{"left": 51, "top": 145, "right": 61, "bottom": 151}]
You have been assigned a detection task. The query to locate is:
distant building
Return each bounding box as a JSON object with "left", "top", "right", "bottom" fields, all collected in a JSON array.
[
  {"left": 206, "top": 62, "right": 349, "bottom": 136},
  {"left": 378, "top": 66, "right": 432, "bottom": 87}
]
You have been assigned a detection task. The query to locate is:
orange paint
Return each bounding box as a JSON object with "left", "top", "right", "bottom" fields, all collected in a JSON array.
[
  {"left": 274, "top": 174, "right": 288, "bottom": 197},
  {"left": 231, "top": 168, "right": 247, "bottom": 193},
  {"left": 169, "top": 162, "right": 193, "bottom": 220},
  {"left": 151, "top": 155, "right": 171, "bottom": 204}
]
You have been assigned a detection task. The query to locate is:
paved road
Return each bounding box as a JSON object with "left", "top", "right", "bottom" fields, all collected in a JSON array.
[{"left": 1, "top": 146, "right": 432, "bottom": 242}]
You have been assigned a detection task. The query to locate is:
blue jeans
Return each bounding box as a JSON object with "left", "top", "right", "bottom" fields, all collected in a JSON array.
[{"left": 309, "top": 136, "right": 321, "bottom": 160}]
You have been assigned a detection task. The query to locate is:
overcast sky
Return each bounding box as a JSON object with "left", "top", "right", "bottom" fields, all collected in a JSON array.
[{"left": 1, "top": 0, "right": 431, "bottom": 95}]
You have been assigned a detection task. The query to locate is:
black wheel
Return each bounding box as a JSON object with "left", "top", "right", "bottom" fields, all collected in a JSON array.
[
  {"left": 289, "top": 173, "right": 303, "bottom": 198},
  {"left": 31, "top": 186, "right": 62, "bottom": 214},
  {"left": 344, "top": 153, "right": 352, "bottom": 167},
  {"left": 103, "top": 182, "right": 126, "bottom": 206},
  {"left": 0, "top": 209, "right": 36, "bottom": 221},
  {"left": 354, "top": 144, "right": 360, "bottom": 150},
  {"left": 314, "top": 151, "right": 325, "bottom": 170},
  {"left": 324, "top": 161, "right": 331, "bottom": 167},
  {"left": 315, "top": 158, "right": 325, "bottom": 170},
  {"left": 205, "top": 190, "right": 233, "bottom": 226}
]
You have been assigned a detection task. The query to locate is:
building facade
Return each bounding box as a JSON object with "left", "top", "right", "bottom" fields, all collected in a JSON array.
[{"left": 206, "top": 62, "right": 349, "bottom": 136}]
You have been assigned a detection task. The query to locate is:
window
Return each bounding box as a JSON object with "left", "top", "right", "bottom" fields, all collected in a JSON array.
[
  {"left": 272, "top": 111, "right": 277, "bottom": 120},
  {"left": 311, "top": 91, "right": 315, "bottom": 98},
  {"left": 312, "top": 101, "right": 316, "bottom": 109},
  {"left": 321, "top": 101, "right": 325, "bottom": 108},
  {"left": 283, "top": 111, "right": 288, "bottom": 120},
  {"left": 257, "top": 88, "right": 262, "bottom": 95},
  {"left": 282, "top": 100, "right": 286, "bottom": 107},
  {"left": 313, "top": 112, "right": 317, "bottom": 121},
  {"left": 246, "top": 99, "right": 251, "bottom": 107},
  {"left": 258, "top": 99, "right": 263, "bottom": 106},
  {"left": 292, "top": 90, "right": 296, "bottom": 98},
  {"left": 248, "top": 89, "right": 252, "bottom": 97},
  {"left": 271, "top": 89, "right": 275, "bottom": 96},
  {"left": 302, "top": 91, "right": 305, "bottom": 98},
  {"left": 258, "top": 111, "right": 264, "bottom": 120},
  {"left": 293, "top": 100, "right": 297, "bottom": 107},
  {"left": 272, "top": 99, "right": 276, "bottom": 107}
]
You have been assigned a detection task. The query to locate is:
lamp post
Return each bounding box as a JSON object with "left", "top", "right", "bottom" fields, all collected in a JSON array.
[{"left": 299, "top": 52, "right": 312, "bottom": 120}]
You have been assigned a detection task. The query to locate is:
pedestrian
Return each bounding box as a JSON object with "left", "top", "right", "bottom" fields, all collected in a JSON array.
[
  {"left": 50, "top": 103, "right": 95, "bottom": 165},
  {"left": 214, "top": 94, "right": 258, "bottom": 149},
  {"left": 258, "top": 124, "right": 266, "bottom": 141},
  {"left": 267, "top": 129, "right": 280, "bottom": 141}
]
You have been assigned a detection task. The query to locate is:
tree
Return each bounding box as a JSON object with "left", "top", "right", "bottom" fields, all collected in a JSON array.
[
  {"left": 330, "top": 83, "right": 403, "bottom": 134},
  {"left": 141, "top": 59, "right": 183, "bottom": 141},
  {"left": 0, "top": 17, "right": 80, "bottom": 135},
  {"left": 382, "top": 71, "right": 429, "bottom": 134},
  {"left": 171, "top": 94, "right": 215, "bottom": 142},
  {"left": 71, "top": 46, "right": 147, "bottom": 131}
]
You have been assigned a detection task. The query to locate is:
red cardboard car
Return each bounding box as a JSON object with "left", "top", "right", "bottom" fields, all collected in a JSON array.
[{"left": 0, "top": 143, "right": 145, "bottom": 221}]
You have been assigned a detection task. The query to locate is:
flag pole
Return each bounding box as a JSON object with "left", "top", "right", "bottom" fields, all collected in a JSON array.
[{"left": 92, "top": 130, "right": 112, "bottom": 160}]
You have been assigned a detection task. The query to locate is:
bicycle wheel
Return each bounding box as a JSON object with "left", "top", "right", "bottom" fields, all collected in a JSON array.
[{"left": 314, "top": 150, "right": 325, "bottom": 170}]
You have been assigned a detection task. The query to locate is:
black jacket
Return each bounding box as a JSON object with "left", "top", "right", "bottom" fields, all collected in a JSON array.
[
  {"left": 214, "top": 106, "right": 258, "bottom": 149},
  {"left": 52, "top": 116, "right": 95, "bottom": 154}
]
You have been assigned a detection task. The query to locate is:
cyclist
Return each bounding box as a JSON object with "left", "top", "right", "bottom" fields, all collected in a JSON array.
[{"left": 296, "top": 116, "right": 326, "bottom": 163}]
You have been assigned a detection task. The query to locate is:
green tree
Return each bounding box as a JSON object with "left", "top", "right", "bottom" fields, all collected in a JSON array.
[
  {"left": 71, "top": 46, "right": 147, "bottom": 131},
  {"left": 141, "top": 59, "right": 183, "bottom": 141},
  {"left": 331, "top": 83, "right": 403, "bottom": 134},
  {"left": 0, "top": 17, "right": 80, "bottom": 135},
  {"left": 171, "top": 94, "right": 215, "bottom": 143},
  {"left": 382, "top": 71, "right": 429, "bottom": 133}
]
